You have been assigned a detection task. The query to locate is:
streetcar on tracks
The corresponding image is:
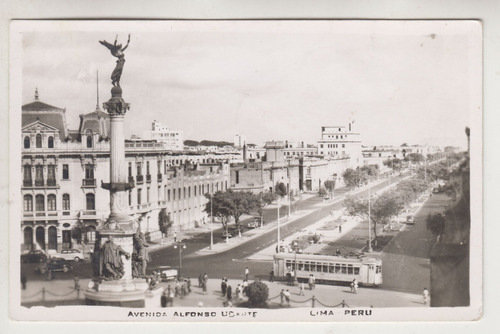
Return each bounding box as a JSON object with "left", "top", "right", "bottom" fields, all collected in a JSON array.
[{"left": 273, "top": 253, "right": 382, "bottom": 286}]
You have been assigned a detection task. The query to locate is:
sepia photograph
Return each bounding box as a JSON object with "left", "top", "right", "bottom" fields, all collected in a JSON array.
[{"left": 9, "top": 19, "right": 481, "bottom": 322}]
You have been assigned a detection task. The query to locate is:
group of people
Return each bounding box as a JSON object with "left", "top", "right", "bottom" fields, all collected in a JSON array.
[
  {"left": 280, "top": 289, "right": 291, "bottom": 306},
  {"left": 198, "top": 272, "right": 209, "bottom": 293},
  {"left": 221, "top": 277, "right": 250, "bottom": 303},
  {"left": 160, "top": 278, "right": 192, "bottom": 307},
  {"left": 350, "top": 279, "right": 358, "bottom": 294}
]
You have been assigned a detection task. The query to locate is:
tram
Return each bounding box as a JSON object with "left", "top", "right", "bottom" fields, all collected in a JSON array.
[{"left": 273, "top": 253, "right": 383, "bottom": 286}]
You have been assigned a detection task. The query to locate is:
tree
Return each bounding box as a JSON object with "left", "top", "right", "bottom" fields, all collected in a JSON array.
[
  {"left": 383, "top": 157, "right": 402, "bottom": 171},
  {"left": 255, "top": 191, "right": 277, "bottom": 225},
  {"left": 227, "top": 191, "right": 256, "bottom": 229},
  {"left": 426, "top": 213, "right": 445, "bottom": 237},
  {"left": 158, "top": 208, "right": 173, "bottom": 238},
  {"left": 204, "top": 191, "right": 233, "bottom": 229},
  {"left": 246, "top": 280, "right": 269, "bottom": 307},
  {"left": 274, "top": 182, "right": 287, "bottom": 198},
  {"left": 344, "top": 191, "right": 403, "bottom": 238},
  {"left": 358, "top": 165, "right": 379, "bottom": 180},
  {"left": 405, "top": 153, "right": 425, "bottom": 164},
  {"left": 395, "top": 177, "right": 429, "bottom": 210},
  {"left": 342, "top": 168, "right": 368, "bottom": 189},
  {"left": 324, "top": 180, "right": 336, "bottom": 196}
]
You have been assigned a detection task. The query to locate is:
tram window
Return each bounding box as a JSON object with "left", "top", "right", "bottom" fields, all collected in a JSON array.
[
  {"left": 354, "top": 267, "right": 360, "bottom": 275},
  {"left": 297, "top": 261, "right": 304, "bottom": 271},
  {"left": 329, "top": 264, "right": 335, "bottom": 273},
  {"left": 348, "top": 264, "right": 354, "bottom": 275},
  {"left": 376, "top": 266, "right": 382, "bottom": 274},
  {"left": 341, "top": 264, "right": 347, "bottom": 274},
  {"left": 304, "top": 262, "right": 310, "bottom": 271},
  {"left": 323, "top": 263, "right": 328, "bottom": 273},
  {"left": 335, "top": 264, "right": 341, "bottom": 274}
]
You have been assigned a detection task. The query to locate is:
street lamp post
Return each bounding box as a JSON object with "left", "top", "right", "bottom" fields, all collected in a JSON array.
[
  {"left": 277, "top": 198, "right": 281, "bottom": 252},
  {"left": 292, "top": 241, "right": 298, "bottom": 286},
  {"left": 173, "top": 241, "right": 186, "bottom": 279},
  {"left": 367, "top": 185, "right": 373, "bottom": 253},
  {"left": 210, "top": 193, "right": 213, "bottom": 250}
]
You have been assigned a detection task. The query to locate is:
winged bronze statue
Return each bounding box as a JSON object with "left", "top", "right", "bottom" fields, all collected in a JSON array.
[{"left": 99, "top": 34, "right": 131, "bottom": 87}]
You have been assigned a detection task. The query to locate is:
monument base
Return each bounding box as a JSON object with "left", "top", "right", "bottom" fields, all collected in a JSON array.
[{"left": 84, "top": 278, "right": 149, "bottom": 308}]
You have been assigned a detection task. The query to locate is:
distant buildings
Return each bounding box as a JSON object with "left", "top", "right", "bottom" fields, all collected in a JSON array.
[
  {"left": 142, "top": 120, "right": 184, "bottom": 151},
  {"left": 317, "top": 123, "right": 363, "bottom": 168},
  {"left": 234, "top": 134, "right": 246, "bottom": 148}
]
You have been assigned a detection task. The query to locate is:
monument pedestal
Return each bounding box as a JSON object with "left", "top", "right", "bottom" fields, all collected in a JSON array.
[{"left": 84, "top": 279, "right": 149, "bottom": 307}]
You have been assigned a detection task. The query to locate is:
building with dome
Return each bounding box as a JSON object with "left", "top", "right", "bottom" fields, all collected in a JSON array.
[{"left": 21, "top": 89, "right": 230, "bottom": 254}]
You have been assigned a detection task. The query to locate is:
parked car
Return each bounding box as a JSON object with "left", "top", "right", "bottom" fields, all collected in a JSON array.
[
  {"left": 247, "top": 217, "right": 263, "bottom": 229},
  {"left": 57, "top": 249, "right": 84, "bottom": 262},
  {"left": 406, "top": 215, "right": 415, "bottom": 225},
  {"left": 36, "top": 257, "right": 72, "bottom": 274},
  {"left": 21, "top": 250, "right": 47, "bottom": 263},
  {"left": 156, "top": 266, "right": 178, "bottom": 281}
]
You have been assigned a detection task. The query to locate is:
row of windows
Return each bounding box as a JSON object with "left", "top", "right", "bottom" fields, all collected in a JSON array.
[
  {"left": 24, "top": 135, "right": 54, "bottom": 149},
  {"left": 130, "top": 160, "right": 219, "bottom": 176},
  {"left": 23, "top": 193, "right": 95, "bottom": 212},
  {"left": 285, "top": 260, "right": 361, "bottom": 275},
  {"left": 23, "top": 164, "right": 91, "bottom": 182},
  {"left": 131, "top": 181, "right": 228, "bottom": 205},
  {"left": 320, "top": 143, "right": 346, "bottom": 149}
]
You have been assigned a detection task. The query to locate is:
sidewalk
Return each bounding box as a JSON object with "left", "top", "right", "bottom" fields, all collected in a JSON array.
[{"left": 20, "top": 276, "right": 427, "bottom": 309}]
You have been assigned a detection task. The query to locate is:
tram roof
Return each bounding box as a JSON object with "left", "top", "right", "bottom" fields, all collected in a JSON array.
[{"left": 274, "top": 253, "right": 381, "bottom": 264}]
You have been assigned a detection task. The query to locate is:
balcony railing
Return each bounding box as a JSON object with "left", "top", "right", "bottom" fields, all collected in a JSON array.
[
  {"left": 36, "top": 212, "right": 46, "bottom": 217},
  {"left": 23, "top": 180, "right": 32, "bottom": 187},
  {"left": 35, "top": 180, "right": 44, "bottom": 187},
  {"left": 47, "top": 179, "right": 56, "bottom": 187},
  {"left": 23, "top": 212, "right": 34, "bottom": 217},
  {"left": 128, "top": 176, "right": 135, "bottom": 185},
  {"left": 47, "top": 211, "right": 58, "bottom": 216},
  {"left": 158, "top": 200, "right": 167, "bottom": 206},
  {"left": 157, "top": 173, "right": 163, "bottom": 182},
  {"left": 62, "top": 211, "right": 70, "bottom": 216},
  {"left": 82, "top": 178, "right": 96, "bottom": 187},
  {"left": 81, "top": 210, "right": 96, "bottom": 216},
  {"left": 146, "top": 174, "right": 152, "bottom": 183},
  {"left": 136, "top": 175, "right": 144, "bottom": 184}
]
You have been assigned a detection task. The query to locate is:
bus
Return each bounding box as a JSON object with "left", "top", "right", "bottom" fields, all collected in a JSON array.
[{"left": 273, "top": 253, "right": 383, "bottom": 286}]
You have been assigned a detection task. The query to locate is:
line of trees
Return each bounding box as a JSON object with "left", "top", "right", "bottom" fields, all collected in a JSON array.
[{"left": 342, "top": 165, "right": 380, "bottom": 190}]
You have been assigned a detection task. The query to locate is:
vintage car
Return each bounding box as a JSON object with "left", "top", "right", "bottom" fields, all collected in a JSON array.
[
  {"left": 247, "top": 217, "right": 262, "bottom": 229},
  {"left": 21, "top": 250, "right": 47, "bottom": 263},
  {"left": 156, "top": 266, "right": 178, "bottom": 282},
  {"left": 36, "top": 257, "right": 72, "bottom": 274},
  {"left": 57, "top": 249, "right": 84, "bottom": 262}
]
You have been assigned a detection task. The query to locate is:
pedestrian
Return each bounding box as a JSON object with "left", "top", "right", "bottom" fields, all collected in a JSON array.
[
  {"left": 21, "top": 275, "right": 27, "bottom": 290},
  {"left": 235, "top": 284, "right": 241, "bottom": 301},
  {"left": 311, "top": 274, "right": 316, "bottom": 290},
  {"left": 221, "top": 278, "right": 227, "bottom": 296},
  {"left": 284, "top": 289, "right": 291, "bottom": 305},
  {"left": 186, "top": 277, "right": 191, "bottom": 293},
  {"left": 226, "top": 284, "right": 232, "bottom": 301},
  {"left": 161, "top": 289, "right": 168, "bottom": 307},
  {"left": 167, "top": 287, "right": 174, "bottom": 307},
  {"left": 242, "top": 280, "right": 249, "bottom": 296},
  {"left": 308, "top": 274, "right": 313, "bottom": 290},
  {"left": 180, "top": 282, "right": 186, "bottom": 298},
  {"left": 174, "top": 231, "right": 177, "bottom": 243},
  {"left": 336, "top": 248, "right": 341, "bottom": 256},
  {"left": 74, "top": 275, "right": 80, "bottom": 290},
  {"left": 198, "top": 273, "right": 203, "bottom": 288},
  {"left": 245, "top": 266, "right": 249, "bottom": 281},
  {"left": 299, "top": 282, "right": 305, "bottom": 296},
  {"left": 423, "top": 287, "right": 429, "bottom": 305},
  {"left": 47, "top": 268, "right": 53, "bottom": 281},
  {"left": 339, "top": 225, "right": 342, "bottom": 233},
  {"left": 350, "top": 281, "right": 354, "bottom": 293},
  {"left": 280, "top": 289, "right": 285, "bottom": 305},
  {"left": 269, "top": 269, "right": 274, "bottom": 282},
  {"left": 353, "top": 279, "right": 358, "bottom": 294}
]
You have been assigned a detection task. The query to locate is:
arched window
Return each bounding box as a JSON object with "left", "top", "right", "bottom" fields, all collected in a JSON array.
[
  {"left": 23, "top": 195, "right": 33, "bottom": 212},
  {"left": 62, "top": 194, "right": 70, "bottom": 211},
  {"left": 86, "top": 130, "right": 93, "bottom": 148},
  {"left": 48, "top": 136, "right": 54, "bottom": 148},
  {"left": 36, "top": 134, "right": 42, "bottom": 148},
  {"left": 24, "top": 136, "right": 30, "bottom": 149},
  {"left": 47, "top": 194, "right": 56, "bottom": 211},
  {"left": 35, "top": 194, "right": 45, "bottom": 212},
  {"left": 86, "top": 193, "right": 95, "bottom": 210}
]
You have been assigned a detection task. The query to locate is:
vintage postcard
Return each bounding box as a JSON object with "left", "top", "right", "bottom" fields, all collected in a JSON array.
[{"left": 9, "top": 20, "right": 482, "bottom": 322}]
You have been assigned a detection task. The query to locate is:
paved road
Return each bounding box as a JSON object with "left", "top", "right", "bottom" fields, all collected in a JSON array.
[{"left": 374, "top": 194, "right": 452, "bottom": 293}]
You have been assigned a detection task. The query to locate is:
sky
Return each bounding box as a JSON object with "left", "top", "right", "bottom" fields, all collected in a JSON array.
[{"left": 21, "top": 21, "right": 480, "bottom": 148}]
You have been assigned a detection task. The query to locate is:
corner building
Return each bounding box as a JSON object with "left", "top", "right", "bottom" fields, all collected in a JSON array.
[{"left": 21, "top": 91, "right": 229, "bottom": 253}]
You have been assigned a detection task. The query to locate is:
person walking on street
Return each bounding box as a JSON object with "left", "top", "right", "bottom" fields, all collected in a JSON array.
[
  {"left": 74, "top": 275, "right": 80, "bottom": 290},
  {"left": 339, "top": 225, "right": 342, "bottom": 233},
  {"left": 235, "top": 284, "right": 241, "bottom": 301},
  {"left": 311, "top": 274, "right": 316, "bottom": 290},
  {"left": 226, "top": 284, "right": 232, "bottom": 301},
  {"left": 174, "top": 231, "right": 177, "bottom": 243},
  {"left": 280, "top": 289, "right": 285, "bottom": 306},
  {"left": 245, "top": 266, "right": 249, "bottom": 281},
  {"left": 186, "top": 277, "right": 191, "bottom": 293},
  {"left": 198, "top": 273, "right": 203, "bottom": 288},
  {"left": 308, "top": 274, "right": 313, "bottom": 290},
  {"left": 221, "top": 278, "right": 227, "bottom": 296},
  {"left": 353, "top": 279, "right": 358, "bottom": 294},
  {"left": 423, "top": 287, "right": 429, "bottom": 305},
  {"left": 269, "top": 269, "right": 274, "bottom": 282},
  {"left": 284, "top": 289, "right": 291, "bottom": 306},
  {"left": 299, "top": 282, "right": 305, "bottom": 296},
  {"left": 21, "top": 275, "right": 27, "bottom": 290}
]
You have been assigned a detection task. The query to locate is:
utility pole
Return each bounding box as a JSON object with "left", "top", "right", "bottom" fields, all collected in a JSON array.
[
  {"left": 210, "top": 192, "right": 213, "bottom": 250},
  {"left": 277, "top": 198, "right": 281, "bottom": 252}
]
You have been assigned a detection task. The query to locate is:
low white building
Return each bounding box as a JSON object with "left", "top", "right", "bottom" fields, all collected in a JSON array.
[
  {"left": 142, "top": 120, "right": 184, "bottom": 151},
  {"left": 317, "top": 123, "right": 363, "bottom": 168}
]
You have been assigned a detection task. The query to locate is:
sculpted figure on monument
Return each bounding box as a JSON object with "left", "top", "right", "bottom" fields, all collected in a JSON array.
[
  {"left": 99, "top": 34, "right": 131, "bottom": 87},
  {"left": 99, "top": 236, "right": 130, "bottom": 280},
  {"left": 132, "top": 228, "right": 150, "bottom": 278}
]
